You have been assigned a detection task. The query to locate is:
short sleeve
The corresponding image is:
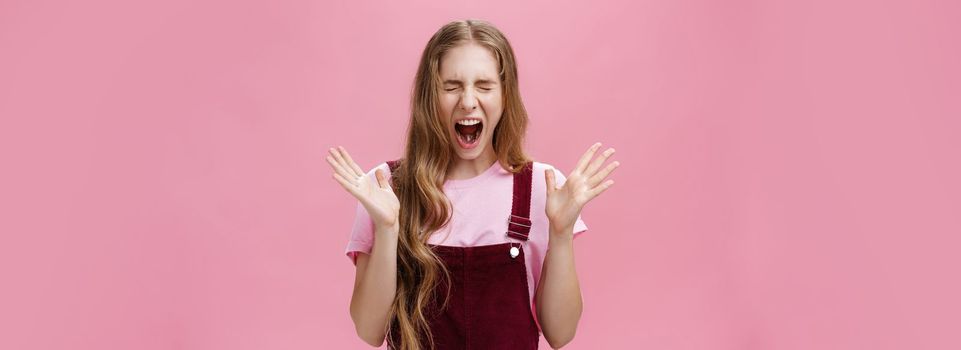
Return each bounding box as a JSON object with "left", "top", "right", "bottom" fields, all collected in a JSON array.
[
  {"left": 343, "top": 162, "right": 389, "bottom": 265},
  {"left": 344, "top": 201, "right": 374, "bottom": 265},
  {"left": 548, "top": 166, "right": 589, "bottom": 239}
]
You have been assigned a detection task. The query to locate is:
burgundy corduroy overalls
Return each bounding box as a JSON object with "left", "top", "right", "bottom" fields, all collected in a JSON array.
[{"left": 386, "top": 160, "right": 540, "bottom": 350}]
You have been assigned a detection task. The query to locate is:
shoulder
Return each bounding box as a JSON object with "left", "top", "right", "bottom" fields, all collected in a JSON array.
[
  {"left": 529, "top": 160, "right": 576, "bottom": 193},
  {"left": 531, "top": 161, "right": 558, "bottom": 174},
  {"left": 530, "top": 161, "right": 566, "bottom": 180},
  {"left": 364, "top": 161, "right": 392, "bottom": 176},
  {"left": 529, "top": 161, "right": 562, "bottom": 193}
]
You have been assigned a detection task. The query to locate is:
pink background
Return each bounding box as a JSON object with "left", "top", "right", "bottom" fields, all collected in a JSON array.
[{"left": 2, "top": 0, "right": 959, "bottom": 349}]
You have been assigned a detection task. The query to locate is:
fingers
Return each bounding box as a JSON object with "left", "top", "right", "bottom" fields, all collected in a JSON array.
[
  {"left": 589, "top": 160, "right": 620, "bottom": 187},
  {"left": 326, "top": 154, "right": 358, "bottom": 186},
  {"left": 375, "top": 168, "right": 390, "bottom": 189},
  {"left": 574, "top": 142, "right": 602, "bottom": 174},
  {"left": 332, "top": 172, "right": 361, "bottom": 196},
  {"left": 587, "top": 179, "right": 615, "bottom": 200},
  {"left": 337, "top": 146, "right": 365, "bottom": 177},
  {"left": 585, "top": 147, "right": 615, "bottom": 175},
  {"left": 544, "top": 169, "right": 557, "bottom": 195},
  {"left": 329, "top": 147, "right": 360, "bottom": 179}
]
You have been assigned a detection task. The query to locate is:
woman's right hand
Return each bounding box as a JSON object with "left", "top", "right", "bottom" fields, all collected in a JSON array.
[{"left": 326, "top": 146, "right": 400, "bottom": 233}]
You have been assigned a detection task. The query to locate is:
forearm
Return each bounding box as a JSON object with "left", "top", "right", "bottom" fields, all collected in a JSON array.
[
  {"left": 349, "top": 225, "right": 399, "bottom": 345},
  {"left": 535, "top": 224, "right": 583, "bottom": 349}
]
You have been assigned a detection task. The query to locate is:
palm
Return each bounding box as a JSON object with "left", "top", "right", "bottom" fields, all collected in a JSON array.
[
  {"left": 545, "top": 143, "right": 619, "bottom": 232},
  {"left": 546, "top": 175, "right": 590, "bottom": 230},
  {"left": 326, "top": 146, "right": 400, "bottom": 231},
  {"left": 354, "top": 172, "right": 400, "bottom": 229}
]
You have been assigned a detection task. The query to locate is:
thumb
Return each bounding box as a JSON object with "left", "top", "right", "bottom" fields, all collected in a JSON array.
[
  {"left": 375, "top": 169, "right": 389, "bottom": 189},
  {"left": 545, "top": 169, "right": 556, "bottom": 195}
]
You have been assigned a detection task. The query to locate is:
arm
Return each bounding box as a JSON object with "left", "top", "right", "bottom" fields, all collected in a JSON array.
[
  {"left": 535, "top": 225, "right": 582, "bottom": 349},
  {"left": 326, "top": 146, "right": 401, "bottom": 347},
  {"left": 538, "top": 143, "right": 619, "bottom": 348},
  {"left": 349, "top": 225, "right": 398, "bottom": 347}
]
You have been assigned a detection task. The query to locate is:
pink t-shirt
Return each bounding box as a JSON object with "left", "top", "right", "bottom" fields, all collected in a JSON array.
[{"left": 344, "top": 160, "right": 588, "bottom": 314}]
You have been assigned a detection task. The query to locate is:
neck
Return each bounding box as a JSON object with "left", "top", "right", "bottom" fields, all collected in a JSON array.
[{"left": 447, "top": 145, "right": 497, "bottom": 180}]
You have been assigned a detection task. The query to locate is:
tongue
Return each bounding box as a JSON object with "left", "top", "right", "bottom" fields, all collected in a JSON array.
[{"left": 458, "top": 124, "right": 479, "bottom": 134}]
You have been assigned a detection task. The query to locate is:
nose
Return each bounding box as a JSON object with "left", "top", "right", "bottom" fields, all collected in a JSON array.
[{"left": 458, "top": 90, "right": 478, "bottom": 111}]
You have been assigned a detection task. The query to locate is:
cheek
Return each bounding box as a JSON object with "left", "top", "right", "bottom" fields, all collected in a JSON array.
[
  {"left": 480, "top": 96, "right": 504, "bottom": 123},
  {"left": 438, "top": 96, "right": 456, "bottom": 116}
]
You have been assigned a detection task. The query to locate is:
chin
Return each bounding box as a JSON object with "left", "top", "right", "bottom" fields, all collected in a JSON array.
[{"left": 453, "top": 146, "right": 483, "bottom": 160}]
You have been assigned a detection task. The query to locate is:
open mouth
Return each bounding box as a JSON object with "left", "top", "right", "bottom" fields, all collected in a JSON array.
[{"left": 454, "top": 119, "right": 483, "bottom": 149}]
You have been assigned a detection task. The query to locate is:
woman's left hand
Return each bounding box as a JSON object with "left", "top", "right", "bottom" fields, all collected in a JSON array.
[{"left": 545, "top": 142, "right": 619, "bottom": 238}]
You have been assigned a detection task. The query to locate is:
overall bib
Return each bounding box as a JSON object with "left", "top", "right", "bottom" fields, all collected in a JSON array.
[{"left": 386, "top": 160, "right": 540, "bottom": 350}]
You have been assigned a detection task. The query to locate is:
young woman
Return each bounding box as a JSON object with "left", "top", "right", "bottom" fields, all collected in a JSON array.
[{"left": 326, "top": 19, "right": 619, "bottom": 350}]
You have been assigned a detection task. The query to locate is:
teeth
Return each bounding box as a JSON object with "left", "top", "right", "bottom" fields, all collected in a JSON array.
[{"left": 456, "top": 119, "right": 481, "bottom": 126}]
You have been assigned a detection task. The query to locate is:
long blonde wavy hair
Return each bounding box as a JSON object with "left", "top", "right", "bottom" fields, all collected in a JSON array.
[{"left": 385, "top": 19, "right": 531, "bottom": 350}]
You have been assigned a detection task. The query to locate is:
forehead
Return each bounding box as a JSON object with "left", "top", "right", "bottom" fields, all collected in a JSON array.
[{"left": 439, "top": 43, "right": 499, "bottom": 81}]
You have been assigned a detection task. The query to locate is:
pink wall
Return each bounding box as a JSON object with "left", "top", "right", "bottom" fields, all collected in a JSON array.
[{"left": 2, "top": 0, "right": 959, "bottom": 349}]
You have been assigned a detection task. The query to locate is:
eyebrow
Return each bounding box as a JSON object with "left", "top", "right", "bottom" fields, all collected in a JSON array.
[{"left": 442, "top": 79, "right": 498, "bottom": 85}]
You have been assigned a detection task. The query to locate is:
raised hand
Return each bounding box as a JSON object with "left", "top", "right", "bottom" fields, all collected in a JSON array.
[
  {"left": 545, "top": 142, "right": 619, "bottom": 236},
  {"left": 326, "top": 146, "right": 400, "bottom": 233}
]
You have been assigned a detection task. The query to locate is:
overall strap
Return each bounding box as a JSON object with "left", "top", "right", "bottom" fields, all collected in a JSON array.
[
  {"left": 386, "top": 159, "right": 401, "bottom": 174},
  {"left": 507, "top": 162, "right": 534, "bottom": 241},
  {"left": 386, "top": 159, "right": 401, "bottom": 185}
]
